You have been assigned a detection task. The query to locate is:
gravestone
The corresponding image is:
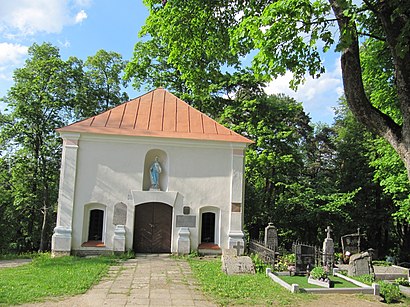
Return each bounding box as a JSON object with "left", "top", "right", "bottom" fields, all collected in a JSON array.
[
  {"left": 264, "top": 222, "right": 278, "bottom": 252},
  {"left": 113, "top": 202, "right": 127, "bottom": 225},
  {"left": 221, "top": 248, "right": 255, "bottom": 275},
  {"left": 322, "top": 226, "right": 334, "bottom": 269},
  {"left": 294, "top": 243, "right": 316, "bottom": 275},
  {"left": 341, "top": 228, "right": 364, "bottom": 256},
  {"left": 348, "top": 252, "right": 373, "bottom": 276}
]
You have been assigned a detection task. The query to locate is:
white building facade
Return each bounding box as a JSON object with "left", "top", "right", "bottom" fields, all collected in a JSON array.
[{"left": 51, "top": 88, "right": 252, "bottom": 256}]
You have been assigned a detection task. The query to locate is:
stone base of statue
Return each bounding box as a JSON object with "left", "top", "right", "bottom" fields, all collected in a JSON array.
[{"left": 149, "top": 186, "right": 161, "bottom": 191}]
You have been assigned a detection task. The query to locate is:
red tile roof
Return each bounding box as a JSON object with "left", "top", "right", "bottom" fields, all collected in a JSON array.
[{"left": 58, "top": 88, "right": 253, "bottom": 144}]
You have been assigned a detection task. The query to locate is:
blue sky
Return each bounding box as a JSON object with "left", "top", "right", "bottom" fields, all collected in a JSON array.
[{"left": 0, "top": 0, "right": 343, "bottom": 124}]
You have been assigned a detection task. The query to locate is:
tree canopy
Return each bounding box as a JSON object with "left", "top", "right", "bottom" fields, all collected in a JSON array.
[
  {"left": 0, "top": 43, "right": 129, "bottom": 252},
  {"left": 130, "top": 0, "right": 410, "bottom": 182}
]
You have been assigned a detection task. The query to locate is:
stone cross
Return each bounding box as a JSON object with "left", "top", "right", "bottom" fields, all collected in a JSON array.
[
  {"left": 325, "top": 226, "right": 332, "bottom": 239},
  {"left": 233, "top": 241, "right": 243, "bottom": 256}
]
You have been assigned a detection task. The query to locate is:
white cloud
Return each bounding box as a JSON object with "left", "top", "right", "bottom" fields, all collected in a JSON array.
[
  {"left": 58, "top": 39, "right": 71, "bottom": 48},
  {"left": 73, "top": 0, "right": 92, "bottom": 7},
  {"left": 265, "top": 59, "right": 344, "bottom": 123},
  {"left": 75, "top": 10, "right": 88, "bottom": 24},
  {"left": 0, "top": 43, "right": 28, "bottom": 81},
  {"left": 0, "top": 43, "right": 28, "bottom": 65},
  {"left": 0, "top": 1, "right": 88, "bottom": 37}
]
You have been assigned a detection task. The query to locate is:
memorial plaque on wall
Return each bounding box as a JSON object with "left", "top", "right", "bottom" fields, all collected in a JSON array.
[
  {"left": 176, "top": 215, "right": 196, "bottom": 227},
  {"left": 113, "top": 202, "right": 127, "bottom": 225}
]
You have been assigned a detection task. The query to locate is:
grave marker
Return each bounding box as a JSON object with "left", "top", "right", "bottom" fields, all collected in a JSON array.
[
  {"left": 233, "top": 241, "right": 243, "bottom": 256},
  {"left": 264, "top": 223, "right": 278, "bottom": 252},
  {"left": 322, "top": 226, "right": 334, "bottom": 269},
  {"left": 341, "top": 228, "right": 365, "bottom": 256},
  {"left": 348, "top": 252, "right": 373, "bottom": 276},
  {"left": 221, "top": 248, "right": 256, "bottom": 275},
  {"left": 294, "top": 243, "right": 316, "bottom": 275}
]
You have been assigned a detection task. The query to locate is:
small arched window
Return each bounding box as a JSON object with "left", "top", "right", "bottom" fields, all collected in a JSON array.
[{"left": 88, "top": 209, "right": 104, "bottom": 241}]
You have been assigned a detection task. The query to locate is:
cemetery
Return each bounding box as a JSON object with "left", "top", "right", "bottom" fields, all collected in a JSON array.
[{"left": 247, "top": 222, "right": 410, "bottom": 301}]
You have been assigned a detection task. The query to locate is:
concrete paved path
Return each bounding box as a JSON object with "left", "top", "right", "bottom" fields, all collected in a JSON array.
[
  {"left": 0, "top": 258, "right": 32, "bottom": 268},
  {"left": 21, "top": 254, "right": 216, "bottom": 307}
]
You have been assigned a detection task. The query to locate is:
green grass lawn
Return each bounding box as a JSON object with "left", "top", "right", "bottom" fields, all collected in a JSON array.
[
  {"left": 188, "top": 257, "right": 314, "bottom": 306},
  {"left": 279, "top": 275, "right": 359, "bottom": 288},
  {"left": 0, "top": 253, "right": 116, "bottom": 306}
]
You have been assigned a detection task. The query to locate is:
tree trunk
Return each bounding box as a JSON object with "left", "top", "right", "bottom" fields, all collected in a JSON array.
[
  {"left": 329, "top": 0, "right": 410, "bottom": 181},
  {"left": 39, "top": 204, "right": 47, "bottom": 252}
]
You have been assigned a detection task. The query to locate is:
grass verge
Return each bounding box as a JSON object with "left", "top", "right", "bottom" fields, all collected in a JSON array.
[
  {"left": 188, "top": 257, "right": 313, "bottom": 306},
  {"left": 0, "top": 253, "right": 116, "bottom": 305}
]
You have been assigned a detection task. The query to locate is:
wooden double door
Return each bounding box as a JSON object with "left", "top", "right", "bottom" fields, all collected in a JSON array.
[{"left": 133, "top": 202, "right": 172, "bottom": 253}]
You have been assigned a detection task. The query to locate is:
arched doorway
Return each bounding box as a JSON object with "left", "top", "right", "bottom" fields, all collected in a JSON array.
[
  {"left": 201, "top": 212, "right": 216, "bottom": 243},
  {"left": 88, "top": 209, "right": 104, "bottom": 241},
  {"left": 133, "top": 202, "right": 172, "bottom": 253}
]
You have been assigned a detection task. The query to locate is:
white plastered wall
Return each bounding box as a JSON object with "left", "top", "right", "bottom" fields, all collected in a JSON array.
[{"left": 56, "top": 132, "right": 247, "bottom": 254}]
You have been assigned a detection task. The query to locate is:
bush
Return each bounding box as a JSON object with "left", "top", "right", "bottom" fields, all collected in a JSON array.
[
  {"left": 250, "top": 253, "right": 266, "bottom": 273},
  {"left": 273, "top": 253, "right": 295, "bottom": 272},
  {"left": 395, "top": 277, "right": 410, "bottom": 287},
  {"left": 372, "top": 260, "right": 392, "bottom": 267},
  {"left": 378, "top": 281, "right": 402, "bottom": 304},
  {"left": 355, "top": 274, "right": 375, "bottom": 285},
  {"left": 310, "top": 267, "right": 328, "bottom": 280}
]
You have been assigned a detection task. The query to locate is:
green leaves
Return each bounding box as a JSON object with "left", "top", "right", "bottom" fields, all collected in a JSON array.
[{"left": 0, "top": 43, "right": 130, "bottom": 252}]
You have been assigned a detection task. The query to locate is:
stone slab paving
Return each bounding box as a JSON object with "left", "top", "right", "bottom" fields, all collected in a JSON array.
[
  {"left": 19, "top": 254, "right": 216, "bottom": 307},
  {"left": 0, "top": 258, "right": 32, "bottom": 268}
]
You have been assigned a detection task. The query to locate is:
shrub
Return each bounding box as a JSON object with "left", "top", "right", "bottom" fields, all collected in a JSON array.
[
  {"left": 273, "top": 253, "right": 295, "bottom": 272},
  {"left": 355, "top": 274, "right": 375, "bottom": 285},
  {"left": 378, "top": 281, "right": 402, "bottom": 304},
  {"left": 372, "top": 260, "right": 392, "bottom": 267},
  {"left": 395, "top": 277, "right": 410, "bottom": 287},
  {"left": 250, "top": 253, "right": 266, "bottom": 273},
  {"left": 310, "top": 267, "right": 328, "bottom": 280}
]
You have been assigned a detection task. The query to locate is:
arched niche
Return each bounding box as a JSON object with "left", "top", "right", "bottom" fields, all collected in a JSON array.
[{"left": 143, "top": 149, "right": 168, "bottom": 191}]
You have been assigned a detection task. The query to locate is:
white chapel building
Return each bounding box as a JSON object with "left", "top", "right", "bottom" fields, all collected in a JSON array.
[{"left": 51, "top": 88, "right": 252, "bottom": 256}]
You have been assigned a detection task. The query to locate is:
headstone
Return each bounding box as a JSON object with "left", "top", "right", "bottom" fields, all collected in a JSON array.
[
  {"left": 294, "top": 243, "right": 316, "bottom": 275},
  {"left": 233, "top": 241, "right": 243, "bottom": 256},
  {"left": 221, "top": 249, "right": 256, "bottom": 275},
  {"left": 348, "top": 252, "right": 373, "bottom": 276},
  {"left": 264, "top": 223, "right": 278, "bottom": 252},
  {"left": 341, "top": 228, "right": 364, "bottom": 256},
  {"left": 113, "top": 202, "right": 127, "bottom": 225},
  {"left": 322, "top": 226, "right": 334, "bottom": 269}
]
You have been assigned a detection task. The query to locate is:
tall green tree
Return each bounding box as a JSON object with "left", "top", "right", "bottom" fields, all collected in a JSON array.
[
  {"left": 83, "top": 50, "right": 129, "bottom": 117},
  {"left": 134, "top": 0, "right": 410, "bottom": 190},
  {"left": 0, "top": 43, "right": 76, "bottom": 251}
]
